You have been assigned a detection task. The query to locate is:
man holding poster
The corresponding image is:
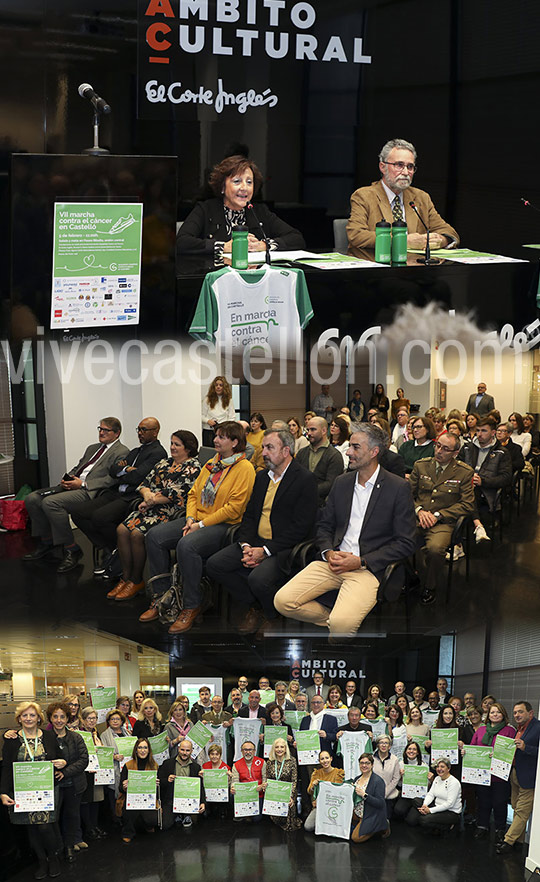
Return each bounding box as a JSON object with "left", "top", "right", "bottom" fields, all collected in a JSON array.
[
  {"left": 159, "top": 740, "right": 206, "bottom": 830},
  {"left": 497, "top": 702, "right": 540, "bottom": 855},
  {"left": 231, "top": 741, "right": 265, "bottom": 819}
]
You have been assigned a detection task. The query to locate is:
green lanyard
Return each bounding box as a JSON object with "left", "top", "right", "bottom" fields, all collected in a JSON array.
[
  {"left": 274, "top": 760, "right": 285, "bottom": 780},
  {"left": 21, "top": 731, "right": 39, "bottom": 761}
]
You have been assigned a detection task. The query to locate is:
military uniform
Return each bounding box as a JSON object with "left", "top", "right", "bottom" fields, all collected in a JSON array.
[{"left": 409, "top": 456, "right": 475, "bottom": 594}]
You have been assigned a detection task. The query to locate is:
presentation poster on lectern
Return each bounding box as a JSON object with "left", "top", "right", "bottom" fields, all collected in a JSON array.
[{"left": 50, "top": 202, "right": 143, "bottom": 329}]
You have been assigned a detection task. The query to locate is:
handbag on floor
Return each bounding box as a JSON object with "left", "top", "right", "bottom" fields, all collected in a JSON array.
[{"left": 149, "top": 564, "right": 184, "bottom": 625}]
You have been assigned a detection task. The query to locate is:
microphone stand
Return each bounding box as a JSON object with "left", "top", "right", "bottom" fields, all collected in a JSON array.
[
  {"left": 409, "top": 201, "right": 441, "bottom": 265},
  {"left": 83, "top": 109, "right": 110, "bottom": 156},
  {"left": 247, "top": 203, "right": 271, "bottom": 265}
]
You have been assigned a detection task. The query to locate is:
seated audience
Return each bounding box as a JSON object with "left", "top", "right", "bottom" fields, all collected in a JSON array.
[
  {"left": 496, "top": 422, "right": 525, "bottom": 472},
  {"left": 508, "top": 412, "right": 531, "bottom": 456},
  {"left": 107, "top": 430, "right": 201, "bottom": 602},
  {"left": 140, "top": 421, "right": 255, "bottom": 634},
  {"left": 295, "top": 417, "right": 344, "bottom": 504},
  {"left": 329, "top": 417, "right": 350, "bottom": 469},
  {"left": 287, "top": 417, "right": 310, "bottom": 454},
  {"left": 399, "top": 417, "right": 436, "bottom": 474},
  {"left": 459, "top": 417, "right": 512, "bottom": 543}
]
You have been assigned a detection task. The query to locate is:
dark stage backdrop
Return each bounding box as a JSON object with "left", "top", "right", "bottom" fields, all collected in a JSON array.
[{"left": 1, "top": 0, "right": 540, "bottom": 308}]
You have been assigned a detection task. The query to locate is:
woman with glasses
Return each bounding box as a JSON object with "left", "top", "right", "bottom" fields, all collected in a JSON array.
[
  {"left": 79, "top": 707, "right": 107, "bottom": 844},
  {"left": 351, "top": 753, "right": 389, "bottom": 842},
  {"left": 119, "top": 739, "right": 159, "bottom": 844},
  {"left": 64, "top": 694, "right": 83, "bottom": 730},
  {"left": 108, "top": 430, "right": 201, "bottom": 604},
  {"left": 398, "top": 417, "right": 436, "bottom": 474}
]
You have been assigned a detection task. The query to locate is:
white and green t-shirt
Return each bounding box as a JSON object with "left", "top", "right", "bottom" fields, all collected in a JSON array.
[{"left": 189, "top": 266, "right": 313, "bottom": 354}]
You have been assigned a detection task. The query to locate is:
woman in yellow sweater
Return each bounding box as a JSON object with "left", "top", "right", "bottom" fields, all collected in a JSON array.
[
  {"left": 246, "top": 412, "right": 267, "bottom": 450},
  {"left": 140, "top": 422, "right": 255, "bottom": 634}
]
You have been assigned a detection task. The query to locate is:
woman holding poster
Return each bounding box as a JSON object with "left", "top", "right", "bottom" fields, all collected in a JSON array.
[
  {"left": 132, "top": 699, "right": 164, "bottom": 739},
  {"left": 261, "top": 738, "right": 302, "bottom": 831},
  {"left": 46, "top": 701, "right": 89, "bottom": 863},
  {"left": 79, "top": 707, "right": 107, "bottom": 844},
  {"left": 0, "top": 701, "right": 63, "bottom": 879},
  {"left": 351, "top": 753, "right": 389, "bottom": 842},
  {"left": 119, "top": 738, "right": 158, "bottom": 843},
  {"left": 469, "top": 702, "right": 515, "bottom": 842},
  {"left": 304, "top": 750, "right": 345, "bottom": 832}
]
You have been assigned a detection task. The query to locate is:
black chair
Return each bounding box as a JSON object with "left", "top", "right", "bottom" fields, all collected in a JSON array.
[{"left": 445, "top": 515, "right": 472, "bottom": 604}]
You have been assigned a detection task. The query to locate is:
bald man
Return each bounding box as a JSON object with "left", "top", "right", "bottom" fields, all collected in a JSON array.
[
  {"left": 295, "top": 417, "right": 344, "bottom": 503},
  {"left": 71, "top": 417, "right": 167, "bottom": 562}
]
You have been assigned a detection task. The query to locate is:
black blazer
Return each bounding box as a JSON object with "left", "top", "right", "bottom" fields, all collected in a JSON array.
[
  {"left": 379, "top": 448, "right": 406, "bottom": 479},
  {"left": 108, "top": 440, "right": 168, "bottom": 500},
  {"left": 343, "top": 694, "right": 364, "bottom": 709},
  {"left": 0, "top": 730, "right": 65, "bottom": 796},
  {"left": 236, "top": 458, "right": 318, "bottom": 569},
  {"left": 465, "top": 392, "right": 495, "bottom": 415},
  {"left": 316, "top": 467, "right": 417, "bottom": 583},
  {"left": 295, "top": 445, "right": 344, "bottom": 504},
  {"left": 177, "top": 198, "right": 305, "bottom": 254}
]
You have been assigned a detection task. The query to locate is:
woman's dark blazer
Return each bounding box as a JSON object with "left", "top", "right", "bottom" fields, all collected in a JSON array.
[
  {"left": 352, "top": 771, "right": 388, "bottom": 837},
  {"left": 177, "top": 198, "right": 305, "bottom": 254}
]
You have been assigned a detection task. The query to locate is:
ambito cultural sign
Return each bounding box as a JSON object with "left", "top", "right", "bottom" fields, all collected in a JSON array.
[
  {"left": 138, "top": 0, "right": 371, "bottom": 118},
  {"left": 292, "top": 658, "right": 365, "bottom": 681}
]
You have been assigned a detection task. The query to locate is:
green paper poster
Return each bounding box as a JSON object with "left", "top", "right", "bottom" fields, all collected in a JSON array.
[
  {"left": 51, "top": 202, "right": 143, "bottom": 329},
  {"left": 13, "top": 761, "right": 54, "bottom": 813},
  {"left": 173, "top": 776, "right": 201, "bottom": 813},
  {"left": 126, "top": 769, "right": 157, "bottom": 810}
]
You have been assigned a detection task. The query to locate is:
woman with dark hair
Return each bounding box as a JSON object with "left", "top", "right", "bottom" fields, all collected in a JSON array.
[
  {"left": 247, "top": 412, "right": 267, "bottom": 450},
  {"left": 329, "top": 417, "right": 350, "bottom": 469},
  {"left": 119, "top": 739, "right": 158, "bottom": 844},
  {"left": 391, "top": 388, "right": 411, "bottom": 422},
  {"left": 369, "top": 384, "right": 390, "bottom": 421},
  {"left": 133, "top": 691, "right": 145, "bottom": 714},
  {"left": 348, "top": 389, "right": 365, "bottom": 425},
  {"left": 116, "top": 696, "right": 136, "bottom": 733},
  {"left": 325, "top": 685, "right": 347, "bottom": 710},
  {"left": 509, "top": 412, "right": 531, "bottom": 455},
  {"left": 177, "top": 155, "right": 305, "bottom": 256},
  {"left": 394, "top": 741, "right": 431, "bottom": 822},
  {"left": 201, "top": 376, "right": 236, "bottom": 446},
  {"left": 469, "top": 702, "right": 515, "bottom": 842},
  {"left": 522, "top": 413, "right": 540, "bottom": 453},
  {"left": 304, "top": 750, "right": 345, "bottom": 832},
  {"left": 1, "top": 701, "right": 63, "bottom": 879},
  {"left": 46, "top": 701, "right": 89, "bottom": 863},
  {"left": 386, "top": 706, "right": 407, "bottom": 743},
  {"left": 464, "top": 412, "right": 479, "bottom": 440},
  {"left": 425, "top": 705, "right": 464, "bottom": 780},
  {"left": 351, "top": 753, "right": 389, "bottom": 841},
  {"left": 108, "top": 431, "right": 201, "bottom": 602},
  {"left": 287, "top": 417, "right": 310, "bottom": 454},
  {"left": 79, "top": 707, "right": 107, "bottom": 843},
  {"left": 398, "top": 416, "right": 437, "bottom": 473}
]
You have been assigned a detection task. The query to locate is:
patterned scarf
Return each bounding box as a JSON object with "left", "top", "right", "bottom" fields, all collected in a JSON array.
[
  {"left": 224, "top": 206, "right": 247, "bottom": 236},
  {"left": 200, "top": 453, "right": 245, "bottom": 508}
]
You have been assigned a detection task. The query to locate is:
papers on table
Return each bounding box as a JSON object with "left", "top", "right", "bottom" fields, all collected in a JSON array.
[
  {"left": 407, "top": 248, "right": 526, "bottom": 264},
  {"left": 245, "top": 250, "right": 319, "bottom": 264},
  {"left": 295, "top": 252, "right": 388, "bottom": 270}
]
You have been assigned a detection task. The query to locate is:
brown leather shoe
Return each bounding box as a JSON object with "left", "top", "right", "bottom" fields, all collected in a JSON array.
[
  {"left": 114, "top": 580, "right": 145, "bottom": 601},
  {"left": 139, "top": 601, "right": 159, "bottom": 622},
  {"left": 236, "top": 607, "right": 263, "bottom": 635},
  {"left": 168, "top": 607, "right": 201, "bottom": 634},
  {"left": 106, "top": 579, "right": 126, "bottom": 599}
]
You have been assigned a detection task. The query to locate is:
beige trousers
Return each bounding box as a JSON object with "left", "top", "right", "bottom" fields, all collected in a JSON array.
[{"left": 274, "top": 561, "right": 379, "bottom": 636}]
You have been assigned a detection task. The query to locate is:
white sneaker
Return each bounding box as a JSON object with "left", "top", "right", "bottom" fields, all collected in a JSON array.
[
  {"left": 446, "top": 544, "right": 465, "bottom": 561},
  {"left": 474, "top": 524, "right": 490, "bottom": 544}
]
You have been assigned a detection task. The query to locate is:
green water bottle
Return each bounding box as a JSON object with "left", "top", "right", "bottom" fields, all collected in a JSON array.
[
  {"left": 231, "top": 225, "right": 249, "bottom": 269},
  {"left": 374, "top": 220, "right": 392, "bottom": 264},
  {"left": 391, "top": 220, "right": 408, "bottom": 264}
]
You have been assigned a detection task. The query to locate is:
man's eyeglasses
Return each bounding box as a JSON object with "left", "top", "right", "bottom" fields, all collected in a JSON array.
[
  {"left": 137, "top": 426, "right": 152, "bottom": 432},
  {"left": 98, "top": 426, "right": 114, "bottom": 432},
  {"left": 435, "top": 442, "right": 455, "bottom": 453},
  {"left": 383, "top": 161, "right": 416, "bottom": 173}
]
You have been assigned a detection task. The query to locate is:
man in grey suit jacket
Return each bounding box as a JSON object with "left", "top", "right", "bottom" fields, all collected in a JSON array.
[
  {"left": 305, "top": 672, "right": 330, "bottom": 703},
  {"left": 465, "top": 382, "right": 495, "bottom": 416},
  {"left": 295, "top": 417, "right": 344, "bottom": 504},
  {"left": 24, "top": 417, "right": 129, "bottom": 573},
  {"left": 275, "top": 424, "right": 417, "bottom": 640}
]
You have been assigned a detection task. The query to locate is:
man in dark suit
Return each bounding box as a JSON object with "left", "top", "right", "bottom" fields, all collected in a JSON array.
[
  {"left": 23, "top": 417, "right": 129, "bottom": 573},
  {"left": 275, "top": 424, "right": 417, "bottom": 640},
  {"left": 274, "top": 681, "right": 296, "bottom": 712},
  {"left": 497, "top": 701, "right": 540, "bottom": 854},
  {"left": 305, "top": 672, "right": 330, "bottom": 704},
  {"left": 295, "top": 417, "right": 344, "bottom": 504},
  {"left": 343, "top": 680, "right": 364, "bottom": 709},
  {"left": 71, "top": 417, "right": 167, "bottom": 558},
  {"left": 237, "top": 690, "right": 267, "bottom": 723},
  {"left": 465, "top": 382, "right": 495, "bottom": 416},
  {"left": 206, "top": 427, "right": 318, "bottom": 636}
]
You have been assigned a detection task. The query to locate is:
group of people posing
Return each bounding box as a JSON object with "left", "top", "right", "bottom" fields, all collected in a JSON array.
[{"left": 3, "top": 675, "right": 538, "bottom": 877}]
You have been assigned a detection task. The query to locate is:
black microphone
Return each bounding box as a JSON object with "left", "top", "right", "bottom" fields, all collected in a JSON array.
[
  {"left": 409, "top": 200, "right": 441, "bottom": 265},
  {"left": 247, "top": 203, "right": 271, "bottom": 265},
  {"left": 78, "top": 83, "right": 111, "bottom": 114},
  {"left": 521, "top": 197, "right": 540, "bottom": 213}
]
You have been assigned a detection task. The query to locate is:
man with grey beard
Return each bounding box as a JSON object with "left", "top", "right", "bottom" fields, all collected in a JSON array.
[{"left": 347, "top": 138, "right": 459, "bottom": 256}]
